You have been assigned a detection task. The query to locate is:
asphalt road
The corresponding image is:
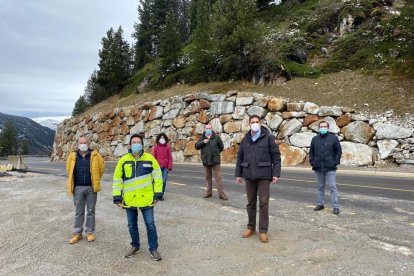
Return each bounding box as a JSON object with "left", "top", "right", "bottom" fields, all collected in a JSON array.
[{"left": 24, "top": 157, "right": 413, "bottom": 215}]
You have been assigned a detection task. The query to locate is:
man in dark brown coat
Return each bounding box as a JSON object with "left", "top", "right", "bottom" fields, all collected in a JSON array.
[{"left": 235, "top": 115, "right": 281, "bottom": 243}]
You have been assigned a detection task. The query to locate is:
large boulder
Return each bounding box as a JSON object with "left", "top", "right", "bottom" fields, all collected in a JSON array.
[
  {"left": 265, "top": 113, "right": 283, "bottom": 131},
  {"left": 267, "top": 98, "right": 286, "bottom": 112},
  {"left": 233, "top": 106, "right": 246, "bottom": 120},
  {"left": 377, "top": 140, "right": 399, "bottom": 159},
  {"left": 114, "top": 144, "right": 128, "bottom": 157},
  {"left": 376, "top": 124, "right": 413, "bottom": 139},
  {"left": 318, "top": 106, "right": 343, "bottom": 117},
  {"left": 184, "top": 141, "right": 198, "bottom": 156},
  {"left": 130, "top": 121, "right": 145, "bottom": 135},
  {"left": 247, "top": 106, "right": 268, "bottom": 118},
  {"left": 209, "top": 118, "right": 223, "bottom": 133},
  {"left": 236, "top": 96, "right": 254, "bottom": 106},
  {"left": 224, "top": 121, "right": 242, "bottom": 133},
  {"left": 336, "top": 115, "right": 352, "bottom": 127},
  {"left": 210, "top": 101, "right": 235, "bottom": 115},
  {"left": 278, "top": 119, "right": 302, "bottom": 139},
  {"left": 279, "top": 144, "right": 306, "bottom": 166},
  {"left": 148, "top": 106, "right": 164, "bottom": 121},
  {"left": 162, "top": 109, "right": 181, "bottom": 120},
  {"left": 173, "top": 116, "right": 186, "bottom": 129},
  {"left": 341, "top": 121, "right": 375, "bottom": 144},
  {"left": 340, "top": 142, "right": 374, "bottom": 166},
  {"left": 289, "top": 132, "right": 317, "bottom": 148},
  {"left": 304, "top": 102, "right": 319, "bottom": 115}
]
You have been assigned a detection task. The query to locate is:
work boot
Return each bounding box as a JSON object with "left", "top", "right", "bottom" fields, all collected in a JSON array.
[
  {"left": 69, "top": 234, "right": 83, "bottom": 244},
  {"left": 125, "top": 247, "right": 140, "bottom": 258},
  {"left": 219, "top": 194, "right": 228, "bottom": 200},
  {"left": 242, "top": 229, "right": 255, "bottom": 238},
  {"left": 150, "top": 250, "right": 162, "bottom": 261},
  {"left": 86, "top": 233, "right": 95, "bottom": 242},
  {"left": 259, "top": 233, "right": 269, "bottom": 243},
  {"left": 314, "top": 205, "right": 324, "bottom": 211}
]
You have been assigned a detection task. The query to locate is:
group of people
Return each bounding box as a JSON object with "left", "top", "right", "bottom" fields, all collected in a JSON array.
[{"left": 66, "top": 115, "right": 342, "bottom": 261}]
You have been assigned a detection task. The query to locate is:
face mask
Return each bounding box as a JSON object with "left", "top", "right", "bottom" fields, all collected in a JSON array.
[
  {"left": 159, "top": 138, "right": 166, "bottom": 145},
  {"left": 205, "top": 129, "right": 213, "bottom": 136},
  {"left": 78, "top": 144, "right": 88, "bottom": 152},
  {"left": 319, "top": 127, "right": 328, "bottom": 135},
  {"left": 251, "top": 123, "right": 260, "bottom": 132},
  {"left": 131, "top": 143, "right": 143, "bottom": 154}
]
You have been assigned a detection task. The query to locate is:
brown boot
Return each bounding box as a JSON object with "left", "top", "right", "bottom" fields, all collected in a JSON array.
[
  {"left": 86, "top": 233, "right": 96, "bottom": 242},
  {"left": 242, "top": 229, "right": 256, "bottom": 238},
  {"left": 259, "top": 233, "right": 269, "bottom": 243},
  {"left": 69, "top": 234, "right": 83, "bottom": 244}
]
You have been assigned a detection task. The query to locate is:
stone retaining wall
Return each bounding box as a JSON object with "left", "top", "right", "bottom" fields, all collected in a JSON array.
[{"left": 51, "top": 92, "right": 414, "bottom": 167}]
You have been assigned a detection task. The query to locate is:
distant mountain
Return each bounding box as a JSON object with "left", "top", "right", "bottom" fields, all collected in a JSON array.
[
  {"left": 0, "top": 112, "right": 55, "bottom": 155},
  {"left": 32, "top": 116, "right": 70, "bottom": 131}
]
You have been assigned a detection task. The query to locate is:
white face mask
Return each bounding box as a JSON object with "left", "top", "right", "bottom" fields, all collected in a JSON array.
[
  {"left": 251, "top": 123, "right": 260, "bottom": 132},
  {"left": 78, "top": 144, "right": 88, "bottom": 152},
  {"left": 159, "top": 138, "right": 166, "bottom": 145}
]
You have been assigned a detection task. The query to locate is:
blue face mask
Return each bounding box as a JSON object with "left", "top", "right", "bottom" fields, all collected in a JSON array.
[
  {"left": 205, "top": 129, "right": 212, "bottom": 136},
  {"left": 131, "top": 143, "right": 143, "bottom": 154},
  {"left": 319, "top": 127, "right": 328, "bottom": 135}
]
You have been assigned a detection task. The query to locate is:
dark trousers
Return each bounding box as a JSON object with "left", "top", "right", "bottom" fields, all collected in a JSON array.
[
  {"left": 204, "top": 165, "right": 225, "bottom": 196},
  {"left": 126, "top": 207, "right": 158, "bottom": 251},
  {"left": 245, "top": 179, "right": 270, "bottom": 233}
]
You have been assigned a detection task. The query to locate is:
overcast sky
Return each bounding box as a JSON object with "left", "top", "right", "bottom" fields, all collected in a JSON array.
[{"left": 0, "top": 0, "right": 137, "bottom": 118}]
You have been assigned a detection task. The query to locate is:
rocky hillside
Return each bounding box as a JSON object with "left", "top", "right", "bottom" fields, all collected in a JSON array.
[
  {"left": 0, "top": 113, "right": 55, "bottom": 155},
  {"left": 52, "top": 92, "right": 414, "bottom": 167}
]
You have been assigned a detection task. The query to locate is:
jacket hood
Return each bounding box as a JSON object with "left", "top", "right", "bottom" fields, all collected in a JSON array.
[{"left": 246, "top": 125, "right": 269, "bottom": 139}]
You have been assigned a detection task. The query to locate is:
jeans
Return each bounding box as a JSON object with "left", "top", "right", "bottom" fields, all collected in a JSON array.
[
  {"left": 126, "top": 207, "right": 158, "bottom": 251},
  {"left": 161, "top": 168, "right": 168, "bottom": 197},
  {"left": 315, "top": 170, "right": 339, "bottom": 208},
  {"left": 245, "top": 179, "right": 270, "bottom": 233},
  {"left": 73, "top": 186, "right": 97, "bottom": 235}
]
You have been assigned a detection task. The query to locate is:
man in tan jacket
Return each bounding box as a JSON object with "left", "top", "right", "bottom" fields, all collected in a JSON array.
[{"left": 66, "top": 136, "right": 104, "bottom": 244}]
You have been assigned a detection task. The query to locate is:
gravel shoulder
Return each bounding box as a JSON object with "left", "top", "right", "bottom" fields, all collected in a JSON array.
[{"left": 0, "top": 173, "right": 413, "bottom": 275}]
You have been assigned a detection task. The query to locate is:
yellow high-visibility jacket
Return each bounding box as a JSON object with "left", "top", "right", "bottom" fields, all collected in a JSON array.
[
  {"left": 113, "top": 151, "right": 163, "bottom": 208},
  {"left": 66, "top": 150, "right": 105, "bottom": 195}
]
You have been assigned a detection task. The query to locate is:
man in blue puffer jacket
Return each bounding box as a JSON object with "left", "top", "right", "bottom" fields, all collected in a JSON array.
[{"left": 309, "top": 121, "right": 342, "bottom": 215}]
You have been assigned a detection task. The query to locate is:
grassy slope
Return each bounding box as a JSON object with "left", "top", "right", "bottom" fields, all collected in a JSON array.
[{"left": 81, "top": 70, "right": 414, "bottom": 117}]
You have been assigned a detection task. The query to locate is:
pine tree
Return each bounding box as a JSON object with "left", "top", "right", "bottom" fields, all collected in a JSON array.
[
  {"left": 210, "top": 0, "right": 259, "bottom": 79},
  {"left": 72, "top": 96, "right": 89, "bottom": 116},
  {"left": 0, "top": 121, "right": 18, "bottom": 157},
  {"left": 97, "top": 27, "right": 132, "bottom": 95},
  {"left": 133, "top": 0, "right": 154, "bottom": 70},
  {"left": 190, "top": 0, "right": 215, "bottom": 78},
  {"left": 84, "top": 70, "right": 107, "bottom": 105},
  {"left": 159, "top": 7, "right": 182, "bottom": 72}
]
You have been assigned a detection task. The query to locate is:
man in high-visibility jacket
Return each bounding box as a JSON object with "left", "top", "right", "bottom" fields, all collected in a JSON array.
[{"left": 113, "top": 134, "right": 163, "bottom": 261}]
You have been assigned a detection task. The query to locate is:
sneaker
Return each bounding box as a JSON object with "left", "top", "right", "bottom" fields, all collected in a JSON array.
[
  {"left": 69, "top": 234, "right": 83, "bottom": 244},
  {"left": 86, "top": 233, "right": 95, "bottom": 242},
  {"left": 314, "top": 205, "right": 325, "bottom": 211},
  {"left": 125, "top": 246, "right": 140, "bottom": 258},
  {"left": 259, "top": 233, "right": 269, "bottom": 243},
  {"left": 150, "top": 250, "right": 162, "bottom": 261},
  {"left": 333, "top": 208, "right": 340, "bottom": 215},
  {"left": 242, "top": 229, "right": 256, "bottom": 238}
]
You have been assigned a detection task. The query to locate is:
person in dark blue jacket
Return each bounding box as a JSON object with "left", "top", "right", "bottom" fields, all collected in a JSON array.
[{"left": 309, "top": 121, "right": 342, "bottom": 215}]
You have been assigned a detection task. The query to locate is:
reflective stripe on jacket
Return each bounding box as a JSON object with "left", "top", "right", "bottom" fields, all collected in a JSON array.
[
  {"left": 113, "top": 152, "right": 163, "bottom": 208},
  {"left": 66, "top": 150, "right": 105, "bottom": 195}
]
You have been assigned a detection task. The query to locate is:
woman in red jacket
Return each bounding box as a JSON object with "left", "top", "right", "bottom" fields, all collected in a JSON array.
[{"left": 152, "top": 133, "right": 173, "bottom": 200}]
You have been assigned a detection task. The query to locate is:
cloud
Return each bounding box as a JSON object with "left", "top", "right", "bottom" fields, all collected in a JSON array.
[{"left": 0, "top": 0, "right": 137, "bottom": 118}]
